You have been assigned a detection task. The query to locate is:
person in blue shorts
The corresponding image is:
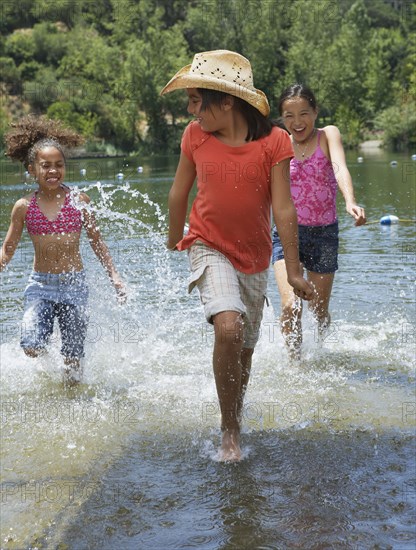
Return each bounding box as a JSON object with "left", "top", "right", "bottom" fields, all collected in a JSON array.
[{"left": 0, "top": 115, "right": 126, "bottom": 384}]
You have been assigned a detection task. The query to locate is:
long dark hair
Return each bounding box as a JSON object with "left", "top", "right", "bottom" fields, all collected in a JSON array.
[
  {"left": 197, "top": 88, "right": 275, "bottom": 141},
  {"left": 277, "top": 84, "right": 318, "bottom": 116}
]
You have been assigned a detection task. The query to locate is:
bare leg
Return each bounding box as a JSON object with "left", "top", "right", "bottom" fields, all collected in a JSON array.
[
  {"left": 213, "top": 310, "right": 244, "bottom": 462},
  {"left": 63, "top": 357, "right": 83, "bottom": 386},
  {"left": 273, "top": 259, "right": 303, "bottom": 360},
  {"left": 23, "top": 348, "right": 82, "bottom": 386},
  {"left": 237, "top": 347, "right": 254, "bottom": 423},
  {"left": 307, "top": 271, "right": 334, "bottom": 340},
  {"left": 23, "top": 348, "right": 45, "bottom": 358}
]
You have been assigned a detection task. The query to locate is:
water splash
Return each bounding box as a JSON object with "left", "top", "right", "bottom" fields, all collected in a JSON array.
[{"left": 1, "top": 176, "right": 415, "bottom": 548}]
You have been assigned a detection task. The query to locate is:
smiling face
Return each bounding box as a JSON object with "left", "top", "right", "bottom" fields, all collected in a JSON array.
[
  {"left": 186, "top": 88, "right": 226, "bottom": 133},
  {"left": 281, "top": 97, "right": 318, "bottom": 143},
  {"left": 29, "top": 146, "right": 66, "bottom": 191}
]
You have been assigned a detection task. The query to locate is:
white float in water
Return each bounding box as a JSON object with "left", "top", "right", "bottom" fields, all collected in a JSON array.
[
  {"left": 411, "top": 154, "right": 416, "bottom": 161},
  {"left": 137, "top": 166, "right": 143, "bottom": 173},
  {"left": 390, "top": 160, "right": 398, "bottom": 167},
  {"left": 357, "top": 156, "right": 364, "bottom": 163},
  {"left": 380, "top": 214, "right": 399, "bottom": 225},
  {"left": 116, "top": 172, "right": 124, "bottom": 181},
  {"left": 80, "top": 168, "right": 87, "bottom": 177}
]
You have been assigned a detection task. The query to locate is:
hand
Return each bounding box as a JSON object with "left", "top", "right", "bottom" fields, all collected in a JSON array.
[
  {"left": 347, "top": 203, "right": 366, "bottom": 226},
  {"left": 288, "top": 275, "right": 314, "bottom": 301},
  {"left": 167, "top": 226, "right": 187, "bottom": 250},
  {"left": 166, "top": 239, "right": 177, "bottom": 251}
]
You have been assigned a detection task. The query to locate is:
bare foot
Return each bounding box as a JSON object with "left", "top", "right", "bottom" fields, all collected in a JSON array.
[
  {"left": 218, "top": 429, "right": 242, "bottom": 462},
  {"left": 63, "top": 362, "right": 83, "bottom": 387},
  {"left": 284, "top": 329, "right": 302, "bottom": 363},
  {"left": 287, "top": 343, "right": 301, "bottom": 364},
  {"left": 317, "top": 313, "right": 331, "bottom": 342}
]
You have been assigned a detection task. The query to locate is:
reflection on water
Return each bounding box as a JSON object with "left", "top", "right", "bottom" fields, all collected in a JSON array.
[
  {"left": 41, "top": 431, "right": 415, "bottom": 550},
  {"left": 0, "top": 151, "right": 415, "bottom": 549}
]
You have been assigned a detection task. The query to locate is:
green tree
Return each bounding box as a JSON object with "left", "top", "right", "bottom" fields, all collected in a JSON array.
[
  {"left": 47, "top": 101, "right": 98, "bottom": 139},
  {"left": 29, "top": 0, "right": 112, "bottom": 30},
  {"left": 5, "top": 29, "right": 36, "bottom": 65},
  {"left": 363, "top": 28, "right": 406, "bottom": 120},
  {"left": 282, "top": 0, "right": 343, "bottom": 116},
  {"left": 0, "top": 0, "right": 37, "bottom": 34},
  {"left": 184, "top": 0, "right": 290, "bottom": 115},
  {"left": 375, "top": 97, "right": 416, "bottom": 150},
  {"left": 125, "top": 23, "right": 190, "bottom": 151},
  {"left": 1, "top": 0, "right": 414, "bottom": 152},
  {"left": 324, "top": 0, "right": 372, "bottom": 120},
  {"left": 23, "top": 66, "right": 60, "bottom": 111},
  {"left": 58, "top": 27, "right": 121, "bottom": 88},
  {"left": 184, "top": 0, "right": 243, "bottom": 53},
  {"left": 32, "top": 22, "right": 69, "bottom": 66},
  {"left": 0, "top": 57, "right": 21, "bottom": 94},
  {"left": 0, "top": 102, "right": 11, "bottom": 149}
]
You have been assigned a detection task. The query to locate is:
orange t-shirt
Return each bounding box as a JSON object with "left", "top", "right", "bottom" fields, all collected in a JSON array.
[{"left": 178, "top": 121, "right": 294, "bottom": 274}]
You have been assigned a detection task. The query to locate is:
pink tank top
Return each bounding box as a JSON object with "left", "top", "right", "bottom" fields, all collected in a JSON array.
[
  {"left": 25, "top": 187, "right": 83, "bottom": 235},
  {"left": 290, "top": 130, "right": 338, "bottom": 226}
]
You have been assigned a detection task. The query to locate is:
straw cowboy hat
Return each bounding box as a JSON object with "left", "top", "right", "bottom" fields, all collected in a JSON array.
[{"left": 160, "top": 50, "right": 270, "bottom": 116}]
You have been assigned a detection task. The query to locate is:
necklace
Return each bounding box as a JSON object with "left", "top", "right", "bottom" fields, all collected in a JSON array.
[{"left": 293, "top": 128, "right": 316, "bottom": 159}]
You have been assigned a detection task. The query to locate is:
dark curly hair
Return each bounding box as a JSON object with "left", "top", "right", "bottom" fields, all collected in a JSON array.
[{"left": 5, "top": 115, "right": 84, "bottom": 168}]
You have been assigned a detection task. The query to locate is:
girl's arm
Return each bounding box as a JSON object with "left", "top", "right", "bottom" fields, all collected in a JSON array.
[
  {"left": 324, "top": 125, "right": 366, "bottom": 226},
  {"left": 0, "top": 199, "right": 26, "bottom": 271},
  {"left": 271, "top": 159, "right": 314, "bottom": 301},
  {"left": 167, "top": 152, "right": 196, "bottom": 250},
  {"left": 80, "top": 193, "right": 126, "bottom": 303}
]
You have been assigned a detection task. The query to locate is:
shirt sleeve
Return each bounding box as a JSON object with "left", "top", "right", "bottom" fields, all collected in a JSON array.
[
  {"left": 181, "top": 122, "right": 195, "bottom": 163},
  {"left": 181, "top": 121, "right": 212, "bottom": 163},
  {"left": 269, "top": 127, "right": 294, "bottom": 165}
]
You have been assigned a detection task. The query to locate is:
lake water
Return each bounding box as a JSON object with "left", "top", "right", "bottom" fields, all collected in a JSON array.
[{"left": 0, "top": 148, "right": 415, "bottom": 549}]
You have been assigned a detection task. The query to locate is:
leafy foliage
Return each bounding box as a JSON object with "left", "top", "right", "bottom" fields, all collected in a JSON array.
[{"left": 0, "top": 0, "right": 415, "bottom": 152}]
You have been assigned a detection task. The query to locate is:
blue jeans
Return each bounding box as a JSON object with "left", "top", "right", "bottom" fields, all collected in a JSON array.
[
  {"left": 20, "top": 271, "right": 89, "bottom": 359},
  {"left": 272, "top": 223, "right": 339, "bottom": 274}
]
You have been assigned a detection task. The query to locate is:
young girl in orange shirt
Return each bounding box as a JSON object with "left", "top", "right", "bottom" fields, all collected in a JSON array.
[{"left": 161, "top": 50, "right": 313, "bottom": 461}]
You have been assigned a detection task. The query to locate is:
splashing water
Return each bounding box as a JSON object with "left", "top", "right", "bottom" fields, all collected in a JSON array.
[{"left": 1, "top": 162, "right": 415, "bottom": 549}]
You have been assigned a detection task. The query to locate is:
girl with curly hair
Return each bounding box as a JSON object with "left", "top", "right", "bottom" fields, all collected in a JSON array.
[{"left": 1, "top": 115, "right": 126, "bottom": 385}]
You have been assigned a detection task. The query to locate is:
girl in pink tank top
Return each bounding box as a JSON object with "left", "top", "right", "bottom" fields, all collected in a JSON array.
[
  {"left": 272, "top": 84, "right": 366, "bottom": 361},
  {"left": 290, "top": 129, "right": 338, "bottom": 226}
]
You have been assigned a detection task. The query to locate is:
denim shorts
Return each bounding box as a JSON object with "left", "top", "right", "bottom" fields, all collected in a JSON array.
[
  {"left": 187, "top": 242, "right": 268, "bottom": 348},
  {"left": 272, "top": 222, "right": 339, "bottom": 274},
  {"left": 20, "top": 271, "right": 89, "bottom": 359}
]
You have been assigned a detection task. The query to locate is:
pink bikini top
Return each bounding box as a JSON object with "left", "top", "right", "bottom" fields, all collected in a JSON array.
[
  {"left": 25, "top": 188, "right": 83, "bottom": 235},
  {"left": 290, "top": 130, "right": 338, "bottom": 226}
]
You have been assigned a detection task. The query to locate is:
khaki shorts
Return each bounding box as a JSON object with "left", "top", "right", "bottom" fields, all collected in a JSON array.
[{"left": 188, "top": 242, "right": 268, "bottom": 348}]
